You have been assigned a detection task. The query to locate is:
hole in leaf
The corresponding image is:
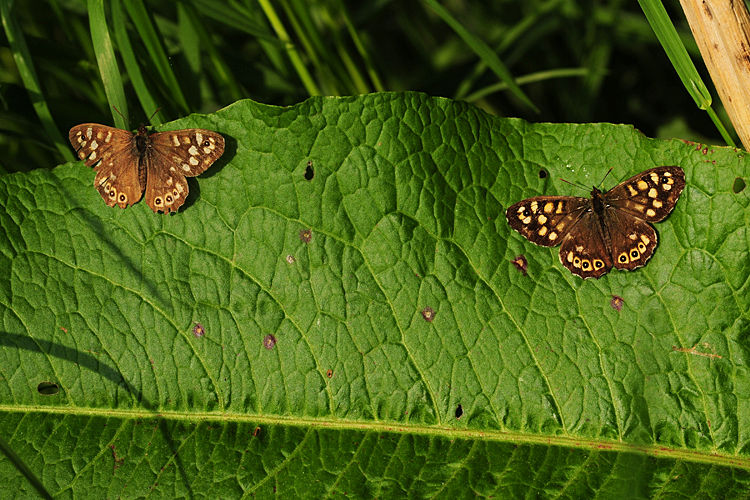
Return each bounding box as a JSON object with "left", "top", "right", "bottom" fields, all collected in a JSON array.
[
  {"left": 455, "top": 404, "right": 463, "bottom": 419},
  {"left": 326, "top": 369, "right": 333, "bottom": 378},
  {"left": 733, "top": 177, "right": 746, "bottom": 193},
  {"left": 538, "top": 169, "right": 548, "bottom": 179},
  {"left": 304, "top": 161, "right": 314, "bottom": 180},
  {"left": 37, "top": 381, "right": 59, "bottom": 395}
]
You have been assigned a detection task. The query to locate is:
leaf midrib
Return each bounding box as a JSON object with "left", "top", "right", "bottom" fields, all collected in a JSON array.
[{"left": 3, "top": 404, "right": 746, "bottom": 470}]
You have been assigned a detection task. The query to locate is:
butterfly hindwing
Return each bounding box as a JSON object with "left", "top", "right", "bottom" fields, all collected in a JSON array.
[
  {"left": 69, "top": 124, "right": 143, "bottom": 208},
  {"left": 605, "top": 166, "right": 685, "bottom": 221},
  {"left": 144, "top": 129, "right": 225, "bottom": 213},
  {"left": 604, "top": 208, "right": 659, "bottom": 270},
  {"left": 558, "top": 211, "right": 613, "bottom": 279},
  {"left": 505, "top": 196, "right": 589, "bottom": 247}
]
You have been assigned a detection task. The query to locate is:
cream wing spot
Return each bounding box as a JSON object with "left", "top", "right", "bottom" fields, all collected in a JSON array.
[
  {"left": 182, "top": 137, "right": 191, "bottom": 144},
  {"left": 627, "top": 185, "right": 638, "bottom": 196},
  {"left": 646, "top": 208, "right": 656, "bottom": 217},
  {"left": 530, "top": 201, "right": 538, "bottom": 213},
  {"left": 653, "top": 199, "right": 663, "bottom": 208},
  {"left": 648, "top": 188, "right": 657, "bottom": 198},
  {"left": 637, "top": 180, "right": 648, "bottom": 190},
  {"left": 544, "top": 202, "right": 554, "bottom": 213},
  {"left": 522, "top": 216, "right": 532, "bottom": 224},
  {"left": 105, "top": 131, "right": 112, "bottom": 143},
  {"left": 188, "top": 145, "right": 199, "bottom": 156},
  {"left": 548, "top": 232, "right": 557, "bottom": 241},
  {"left": 96, "top": 131, "right": 103, "bottom": 140},
  {"left": 195, "top": 132, "right": 203, "bottom": 144},
  {"left": 86, "top": 127, "right": 92, "bottom": 139},
  {"left": 189, "top": 156, "right": 199, "bottom": 166},
  {"left": 663, "top": 183, "right": 672, "bottom": 191},
  {"left": 538, "top": 226, "right": 548, "bottom": 236},
  {"left": 537, "top": 214, "right": 547, "bottom": 224},
  {"left": 182, "top": 164, "right": 191, "bottom": 171},
  {"left": 90, "top": 140, "right": 98, "bottom": 150},
  {"left": 650, "top": 172, "right": 659, "bottom": 183},
  {"left": 203, "top": 147, "right": 212, "bottom": 154},
  {"left": 172, "top": 135, "right": 180, "bottom": 146},
  {"left": 640, "top": 234, "right": 651, "bottom": 245}
]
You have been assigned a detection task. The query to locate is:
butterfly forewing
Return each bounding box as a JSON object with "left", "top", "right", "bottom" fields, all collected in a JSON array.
[
  {"left": 605, "top": 166, "right": 685, "bottom": 221},
  {"left": 69, "top": 124, "right": 144, "bottom": 208},
  {"left": 505, "top": 196, "right": 589, "bottom": 247},
  {"left": 145, "top": 129, "right": 225, "bottom": 213},
  {"left": 69, "top": 123, "right": 225, "bottom": 213}
]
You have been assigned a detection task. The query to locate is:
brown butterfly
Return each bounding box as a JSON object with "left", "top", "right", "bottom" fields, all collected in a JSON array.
[
  {"left": 68, "top": 123, "right": 225, "bottom": 213},
  {"left": 506, "top": 166, "right": 686, "bottom": 279}
]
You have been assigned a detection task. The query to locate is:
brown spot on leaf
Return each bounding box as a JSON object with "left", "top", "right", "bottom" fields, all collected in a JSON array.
[
  {"left": 610, "top": 295, "right": 624, "bottom": 311},
  {"left": 263, "top": 334, "right": 277, "bottom": 349},
  {"left": 326, "top": 369, "right": 333, "bottom": 378},
  {"left": 421, "top": 306, "right": 435, "bottom": 322},
  {"left": 511, "top": 255, "right": 528, "bottom": 275},
  {"left": 286, "top": 254, "right": 296, "bottom": 264},
  {"left": 193, "top": 322, "right": 206, "bottom": 338},
  {"left": 299, "top": 229, "right": 312, "bottom": 243},
  {"left": 253, "top": 426, "right": 261, "bottom": 437}
]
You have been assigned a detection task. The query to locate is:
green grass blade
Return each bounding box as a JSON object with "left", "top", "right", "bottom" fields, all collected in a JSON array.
[
  {"left": 637, "top": 0, "right": 735, "bottom": 146},
  {"left": 258, "top": 0, "right": 321, "bottom": 96},
  {"left": 338, "top": 1, "right": 384, "bottom": 92},
  {"left": 177, "top": 2, "right": 246, "bottom": 103},
  {"left": 422, "top": 0, "right": 539, "bottom": 113},
  {"left": 122, "top": 1, "right": 189, "bottom": 114},
  {"left": 110, "top": 0, "right": 162, "bottom": 126},
  {"left": 87, "top": 0, "right": 129, "bottom": 129},
  {"left": 464, "top": 67, "right": 589, "bottom": 103},
  {"left": 0, "top": 0, "right": 72, "bottom": 161}
]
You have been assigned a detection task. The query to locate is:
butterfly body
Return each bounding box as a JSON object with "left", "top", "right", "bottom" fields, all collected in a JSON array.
[
  {"left": 506, "top": 166, "right": 685, "bottom": 279},
  {"left": 69, "top": 123, "right": 224, "bottom": 213}
]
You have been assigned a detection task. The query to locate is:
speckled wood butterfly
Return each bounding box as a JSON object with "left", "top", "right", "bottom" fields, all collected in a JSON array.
[
  {"left": 506, "top": 166, "right": 685, "bottom": 279},
  {"left": 69, "top": 123, "right": 225, "bottom": 213}
]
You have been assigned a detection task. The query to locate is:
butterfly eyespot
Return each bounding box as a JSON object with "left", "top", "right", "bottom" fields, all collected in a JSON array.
[
  {"left": 155, "top": 197, "right": 163, "bottom": 206},
  {"left": 618, "top": 253, "right": 628, "bottom": 263},
  {"left": 638, "top": 242, "right": 646, "bottom": 252},
  {"left": 118, "top": 194, "right": 126, "bottom": 202},
  {"left": 581, "top": 260, "right": 590, "bottom": 270},
  {"left": 108, "top": 190, "right": 116, "bottom": 198},
  {"left": 593, "top": 260, "right": 604, "bottom": 269},
  {"left": 166, "top": 195, "right": 173, "bottom": 203},
  {"left": 202, "top": 140, "right": 211, "bottom": 147},
  {"left": 630, "top": 249, "right": 640, "bottom": 258}
]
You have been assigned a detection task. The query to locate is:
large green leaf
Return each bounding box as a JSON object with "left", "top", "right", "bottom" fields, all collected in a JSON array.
[{"left": 0, "top": 93, "right": 748, "bottom": 497}]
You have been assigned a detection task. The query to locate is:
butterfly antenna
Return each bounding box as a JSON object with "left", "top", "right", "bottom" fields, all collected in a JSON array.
[
  {"left": 147, "top": 107, "right": 162, "bottom": 124},
  {"left": 598, "top": 167, "right": 614, "bottom": 188},
  {"left": 111, "top": 105, "right": 128, "bottom": 125},
  {"left": 558, "top": 177, "right": 589, "bottom": 193}
]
